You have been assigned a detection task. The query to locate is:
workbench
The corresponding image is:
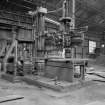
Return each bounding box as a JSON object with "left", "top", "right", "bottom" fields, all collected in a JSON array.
[{"left": 44, "top": 58, "right": 88, "bottom": 82}]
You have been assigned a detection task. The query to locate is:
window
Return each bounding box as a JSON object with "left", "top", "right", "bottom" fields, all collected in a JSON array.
[{"left": 89, "top": 40, "right": 96, "bottom": 53}]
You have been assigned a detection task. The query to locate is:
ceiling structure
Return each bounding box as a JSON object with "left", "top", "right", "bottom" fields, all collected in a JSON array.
[{"left": 0, "top": 0, "right": 105, "bottom": 34}]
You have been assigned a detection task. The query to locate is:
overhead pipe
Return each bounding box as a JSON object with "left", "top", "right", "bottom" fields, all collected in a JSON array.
[{"left": 45, "top": 17, "right": 60, "bottom": 26}]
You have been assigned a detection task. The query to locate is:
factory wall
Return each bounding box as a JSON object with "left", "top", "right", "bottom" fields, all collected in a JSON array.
[
  {"left": 18, "top": 29, "right": 33, "bottom": 41},
  {"left": 0, "top": 28, "right": 33, "bottom": 41},
  {"left": 75, "top": 32, "right": 102, "bottom": 58},
  {"left": 0, "top": 29, "right": 13, "bottom": 40}
]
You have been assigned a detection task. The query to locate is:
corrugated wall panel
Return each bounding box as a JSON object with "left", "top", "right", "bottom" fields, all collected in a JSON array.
[
  {"left": 0, "top": 29, "right": 12, "bottom": 40},
  {"left": 18, "top": 29, "right": 33, "bottom": 41}
]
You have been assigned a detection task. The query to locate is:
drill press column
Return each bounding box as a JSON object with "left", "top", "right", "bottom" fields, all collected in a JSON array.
[{"left": 35, "top": 7, "right": 47, "bottom": 57}]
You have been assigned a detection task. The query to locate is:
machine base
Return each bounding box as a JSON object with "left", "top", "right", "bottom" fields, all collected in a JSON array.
[
  {"left": 1, "top": 73, "right": 22, "bottom": 83},
  {"left": 22, "top": 75, "right": 94, "bottom": 92}
]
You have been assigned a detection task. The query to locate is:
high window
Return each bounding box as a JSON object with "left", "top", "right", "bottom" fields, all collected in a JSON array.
[{"left": 89, "top": 40, "right": 96, "bottom": 53}]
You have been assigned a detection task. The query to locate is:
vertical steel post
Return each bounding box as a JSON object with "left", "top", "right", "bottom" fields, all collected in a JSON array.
[{"left": 12, "top": 26, "right": 17, "bottom": 76}]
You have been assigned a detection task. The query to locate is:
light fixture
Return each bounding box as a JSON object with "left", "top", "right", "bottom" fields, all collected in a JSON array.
[{"left": 101, "top": 44, "right": 105, "bottom": 48}]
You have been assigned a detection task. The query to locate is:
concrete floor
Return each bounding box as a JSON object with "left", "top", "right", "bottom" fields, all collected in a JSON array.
[
  {"left": 0, "top": 77, "right": 105, "bottom": 105},
  {"left": 0, "top": 64, "right": 105, "bottom": 105}
]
